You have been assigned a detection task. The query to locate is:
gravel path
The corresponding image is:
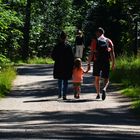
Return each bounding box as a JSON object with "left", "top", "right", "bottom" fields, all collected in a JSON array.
[{"left": 0, "top": 64, "right": 140, "bottom": 139}]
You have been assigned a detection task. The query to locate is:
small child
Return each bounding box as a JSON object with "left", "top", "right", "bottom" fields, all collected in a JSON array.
[{"left": 72, "top": 58, "right": 87, "bottom": 99}]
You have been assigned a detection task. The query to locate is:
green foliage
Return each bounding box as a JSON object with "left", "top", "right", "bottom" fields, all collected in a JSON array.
[
  {"left": 0, "top": 54, "right": 11, "bottom": 66},
  {"left": 84, "top": 0, "right": 140, "bottom": 56},
  {"left": 28, "top": 0, "right": 74, "bottom": 58},
  {"left": 111, "top": 56, "right": 140, "bottom": 86},
  {"left": 121, "top": 87, "right": 140, "bottom": 115},
  {"left": 27, "top": 57, "right": 54, "bottom": 64},
  {"left": 0, "top": 1, "right": 23, "bottom": 60},
  {"left": 0, "top": 66, "right": 16, "bottom": 97},
  {"left": 132, "top": 100, "right": 140, "bottom": 115},
  {"left": 111, "top": 55, "right": 140, "bottom": 115},
  {"left": 0, "top": 55, "right": 15, "bottom": 97},
  {"left": 107, "top": 0, "right": 117, "bottom": 4},
  {"left": 0, "top": 4, "right": 22, "bottom": 40},
  {"left": 0, "top": 0, "right": 140, "bottom": 61},
  {"left": 122, "top": 87, "right": 140, "bottom": 99}
]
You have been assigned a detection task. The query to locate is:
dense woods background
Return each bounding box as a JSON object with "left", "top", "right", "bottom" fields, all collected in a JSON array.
[
  {"left": 0, "top": 0, "right": 140, "bottom": 114},
  {"left": 0, "top": 0, "right": 140, "bottom": 62}
]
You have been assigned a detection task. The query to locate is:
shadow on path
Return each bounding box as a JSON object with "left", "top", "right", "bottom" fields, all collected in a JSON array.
[
  {"left": 0, "top": 64, "right": 140, "bottom": 139},
  {"left": 0, "top": 108, "right": 140, "bottom": 139}
]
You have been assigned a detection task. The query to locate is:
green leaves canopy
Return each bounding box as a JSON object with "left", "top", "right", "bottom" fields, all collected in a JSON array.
[{"left": 0, "top": 0, "right": 140, "bottom": 61}]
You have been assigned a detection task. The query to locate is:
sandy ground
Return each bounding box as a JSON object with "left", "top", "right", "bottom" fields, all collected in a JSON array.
[{"left": 0, "top": 64, "right": 140, "bottom": 139}]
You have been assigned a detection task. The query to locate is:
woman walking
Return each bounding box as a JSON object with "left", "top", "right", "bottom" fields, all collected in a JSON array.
[{"left": 51, "top": 31, "right": 74, "bottom": 100}]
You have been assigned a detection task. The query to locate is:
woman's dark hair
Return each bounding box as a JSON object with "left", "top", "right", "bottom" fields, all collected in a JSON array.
[
  {"left": 74, "top": 58, "right": 82, "bottom": 69},
  {"left": 60, "top": 31, "right": 67, "bottom": 40}
]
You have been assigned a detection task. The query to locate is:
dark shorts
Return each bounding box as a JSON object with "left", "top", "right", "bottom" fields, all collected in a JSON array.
[{"left": 93, "top": 61, "right": 110, "bottom": 78}]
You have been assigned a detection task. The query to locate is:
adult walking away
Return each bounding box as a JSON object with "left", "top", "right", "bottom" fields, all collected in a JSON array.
[
  {"left": 75, "top": 30, "right": 85, "bottom": 58},
  {"left": 51, "top": 31, "right": 74, "bottom": 100},
  {"left": 87, "top": 27, "right": 115, "bottom": 100}
]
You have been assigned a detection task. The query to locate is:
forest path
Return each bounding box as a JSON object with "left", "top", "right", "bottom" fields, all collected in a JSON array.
[{"left": 0, "top": 64, "right": 140, "bottom": 139}]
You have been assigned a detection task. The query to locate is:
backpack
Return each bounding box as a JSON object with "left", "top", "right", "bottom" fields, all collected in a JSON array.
[{"left": 95, "top": 37, "right": 110, "bottom": 62}]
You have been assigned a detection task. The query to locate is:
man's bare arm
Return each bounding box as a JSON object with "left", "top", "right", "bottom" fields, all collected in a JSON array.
[{"left": 110, "top": 45, "right": 115, "bottom": 70}]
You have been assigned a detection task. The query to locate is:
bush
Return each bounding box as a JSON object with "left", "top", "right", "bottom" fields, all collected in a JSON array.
[
  {"left": 122, "top": 87, "right": 140, "bottom": 115},
  {"left": 110, "top": 56, "right": 140, "bottom": 86},
  {"left": 0, "top": 66, "right": 16, "bottom": 97},
  {"left": 111, "top": 55, "right": 140, "bottom": 115},
  {"left": 27, "top": 57, "right": 54, "bottom": 64},
  {"left": 0, "top": 54, "right": 11, "bottom": 66}
]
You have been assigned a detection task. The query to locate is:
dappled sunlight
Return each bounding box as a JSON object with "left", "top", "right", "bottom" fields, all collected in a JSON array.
[
  {"left": 0, "top": 64, "right": 140, "bottom": 139},
  {"left": 0, "top": 109, "right": 140, "bottom": 139}
]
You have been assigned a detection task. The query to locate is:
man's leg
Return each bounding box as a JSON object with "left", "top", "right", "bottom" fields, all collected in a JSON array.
[
  {"left": 101, "top": 62, "right": 110, "bottom": 100},
  {"left": 94, "top": 76, "right": 100, "bottom": 99},
  {"left": 93, "top": 61, "right": 101, "bottom": 99},
  {"left": 102, "top": 78, "right": 109, "bottom": 100},
  {"left": 103, "top": 78, "right": 109, "bottom": 91}
]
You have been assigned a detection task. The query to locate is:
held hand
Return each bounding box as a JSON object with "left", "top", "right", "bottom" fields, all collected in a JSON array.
[
  {"left": 111, "top": 63, "right": 115, "bottom": 71},
  {"left": 84, "top": 64, "right": 91, "bottom": 73},
  {"left": 85, "top": 64, "right": 91, "bottom": 73}
]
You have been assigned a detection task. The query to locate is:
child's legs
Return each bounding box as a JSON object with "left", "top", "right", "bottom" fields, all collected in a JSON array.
[{"left": 73, "top": 83, "right": 81, "bottom": 96}]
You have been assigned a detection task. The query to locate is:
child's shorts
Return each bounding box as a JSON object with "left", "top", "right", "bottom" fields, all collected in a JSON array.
[{"left": 73, "top": 82, "right": 81, "bottom": 86}]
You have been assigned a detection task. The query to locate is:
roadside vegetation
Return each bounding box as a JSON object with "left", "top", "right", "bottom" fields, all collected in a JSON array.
[
  {"left": 0, "top": 57, "right": 53, "bottom": 98},
  {"left": 111, "top": 55, "right": 140, "bottom": 115},
  {"left": 0, "top": 67, "right": 16, "bottom": 97},
  {"left": 0, "top": 55, "right": 16, "bottom": 97},
  {"left": 15, "top": 57, "right": 54, "bottom": 65},
  {"left": 27, "top": 57, "right": 54, "bottom": 64}
]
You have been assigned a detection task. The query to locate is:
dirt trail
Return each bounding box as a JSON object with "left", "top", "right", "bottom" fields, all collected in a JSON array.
[{"left": 0, "top": 64, "right": 140, "bottom": 139}]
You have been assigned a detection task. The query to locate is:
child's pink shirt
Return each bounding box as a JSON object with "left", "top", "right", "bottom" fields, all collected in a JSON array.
[{"left": 72, "top": 67, "right": 84, "bottom": 83}]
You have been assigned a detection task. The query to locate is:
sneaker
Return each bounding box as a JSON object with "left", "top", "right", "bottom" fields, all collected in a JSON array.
[
  {"left": 63, "top": 96, "right": 67, "bottom": 100},
  {"left": 58, "top": 95, "right": 61, "bottom": 99},
  {"left": 75, "top": 94, "right": 80, "bottom": 99},
  {"left": 77, "top": 94, "right": 80, "bottom": 99},
  {"left": 102, "top": 90, "right": 106, "bottom": 100},
  {"left": 96, "top": 94, "right": 100, "bottom": 99}
]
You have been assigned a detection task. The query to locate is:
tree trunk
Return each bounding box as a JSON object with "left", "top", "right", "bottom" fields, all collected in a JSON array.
[{"left": 22, "top": 0, "right": 31, "bottom": 61}]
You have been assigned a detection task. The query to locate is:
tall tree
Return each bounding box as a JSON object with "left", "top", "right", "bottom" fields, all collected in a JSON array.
[{"left": 22, "top": 0, "right": 31, "bottom": 60}]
